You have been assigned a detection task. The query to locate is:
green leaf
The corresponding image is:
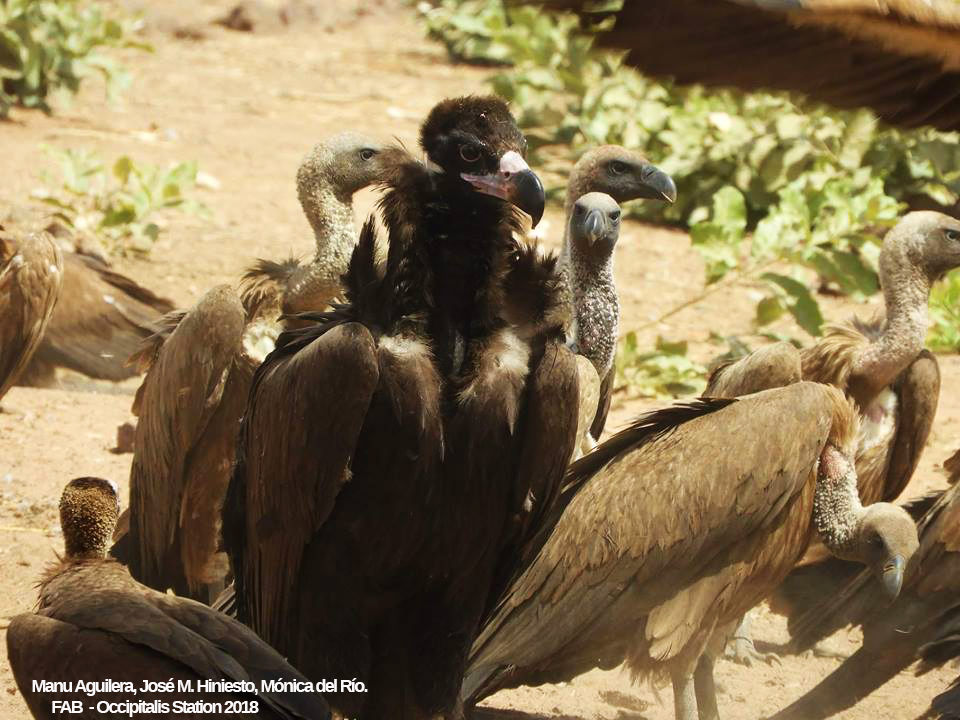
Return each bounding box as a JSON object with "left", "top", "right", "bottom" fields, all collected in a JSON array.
[
  {"left": 755, "top": 295, "right": 785, "bottom": 327},
  {"left": 762, "top": 272, "right": 824, "bottom": 336}
]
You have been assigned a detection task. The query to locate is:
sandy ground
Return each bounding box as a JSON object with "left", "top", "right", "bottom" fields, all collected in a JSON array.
[{"left": 0, "top": 1, "right": 956, "bottom": 718}]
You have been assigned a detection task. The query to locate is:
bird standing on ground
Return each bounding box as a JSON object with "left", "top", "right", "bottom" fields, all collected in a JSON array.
[
  {"left": 223, "top": 95, "right": 578, "bottom": 720},
  {"left": 111, "top": 134, "right": 388, "bottom": 603},
  {"left": 463, "top": 382, "right": 918, "bottom": 720},
  {"left": 7, "top": 477, "right": 332, "bottom": 720},
  {"left": 706, "top": 211, "right": 960, "bottom": 658},
  {"left": 769, "top": 476, "right": 960, "bottom": 720},
  {"left": 0, "top": 231, "right": 62, "bottom": 406},
  {"left": 559, "top": 146, "right": 676, "bottom": 451}
]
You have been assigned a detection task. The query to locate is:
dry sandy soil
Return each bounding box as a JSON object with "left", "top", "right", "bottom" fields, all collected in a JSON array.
[{"left": 0, "top": 1, "right": 957, "bottom": 718}]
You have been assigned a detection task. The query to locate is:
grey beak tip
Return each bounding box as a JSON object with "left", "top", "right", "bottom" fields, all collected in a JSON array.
[{"left": 881, "top": 555, "right": 905, "bottom": 601}]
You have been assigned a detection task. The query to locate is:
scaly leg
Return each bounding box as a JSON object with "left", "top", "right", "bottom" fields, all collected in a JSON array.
[
  {"left": 671, "top": 668, "right": 699, "bottom": 720},
  {"left": 694, "top": 653, "right": 720, "bottom": 720},
  {"left": 724, "top": 611, "right": 781, "bottom": 667}
]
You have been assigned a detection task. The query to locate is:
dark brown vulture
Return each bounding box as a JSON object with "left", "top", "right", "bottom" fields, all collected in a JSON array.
[
  {"left": 10, "top": 241, "right": 176, "bottom": 385},
  {"left": 223, "top": 95, "right": 579, "bottom": 719},
  {"left": 111, "top": 134, "right": 388, "bottom": 603},
  {"left": 768, "top": 477, "right": 960, "bottom": 720},
  {"left": 520, "top": 0, "right": 960, "bottom": 131},
  {"left": 918, "top": 599, "right": 960, "bottom": 720},
  {"left": 462, "top": 383, "right": 919, "bottom": 720},
  {"left": 706, "top": 210, "right": 960, "bottom": 657},
  {"left": 0, "top": 231, "right": 62, "bottom": 405},
  {"left": 7, "top": 477, "right": 332, "bottom": 720},
  {"left": 560, "top": 146, "right": 676, "bottom": 454}
]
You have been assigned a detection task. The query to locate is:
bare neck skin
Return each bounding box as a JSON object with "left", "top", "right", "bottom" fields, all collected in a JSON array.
[
  {"left": 850, "top": 249, "right": 930, "bottom": 401},
  {"left": 813, "top": 445, "right": 866, "bottom": 558}
]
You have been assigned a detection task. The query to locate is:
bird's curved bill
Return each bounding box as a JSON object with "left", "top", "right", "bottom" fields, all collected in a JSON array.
[
  {"left": 585, "top": 209, "right": 606, "bottom": 244},
  {"left": 461, "top": 151, "right": 546, "bottom": 228},
  {"left": 639, "top": 163, "right": 677, "bottom": 204},
  {"left": 881, "top": 554, "right": 905, "bottom": 600}
]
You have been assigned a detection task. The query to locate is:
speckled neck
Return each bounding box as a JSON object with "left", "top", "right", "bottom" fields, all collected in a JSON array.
[
  {"left": 853, "top": 248, "right": 931, "bottom": 391},
  {"left": 292, "top": 185, "right": 357, "bottom": 310},
  {"left": 813, "top": 445, "right": 865, "bottom": 559},
  {"left": 569, "top": 252, "right": 619, "bottom": 376}
]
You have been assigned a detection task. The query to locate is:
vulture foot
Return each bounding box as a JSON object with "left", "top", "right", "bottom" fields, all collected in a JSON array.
[
  {"left": 810, "top": 642, "right": 849, "bottom": 661},
  {"left": 671, "top": 669, "right": 699, "bottom": 720},
  {"left": 725, "top": 634, "right": 783, "bottom": 667}
]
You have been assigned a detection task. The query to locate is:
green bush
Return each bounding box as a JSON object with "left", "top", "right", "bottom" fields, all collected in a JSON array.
[
  {"left": 0, "top": 0, "right": 146, "bottom": 116},
  {"left": 34, "top": 146, "right": 208, "bottom": 257}
]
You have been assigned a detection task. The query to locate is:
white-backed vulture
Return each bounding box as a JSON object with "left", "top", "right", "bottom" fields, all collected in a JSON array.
[
  {"left": 560, "top": 146, "right": 676, "bottom": 451},
  {"left": 240, "top": 132, "right": 386, "bottom": 360},
  {"left": 462, "top": 382, "right": 919, "bottom": 720},
  {"left": 769, "top": 477, "right": 960, "bottom": 720},
  {"left": 518, "top": 0, "right": 960, "bottom": 131},
  {"left": 707, "top": 211, "right": 960, "bottom": 656},
  {"left": 0, "top": 231, "right": 62, "bottom": 405},
  {"left": 222, "top": 95, "right": 579, "bottom": 719},
  {"left": 111, "top": 134, "right": 388, "bottom": 603},
  {"left": 0, "top": 230, "right": 177, "bottom": 385},
  {"left": 6, "top": 477, "right": 332, "bottom": 720}
]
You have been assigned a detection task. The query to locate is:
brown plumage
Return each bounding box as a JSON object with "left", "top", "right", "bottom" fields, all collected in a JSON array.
[
  {"left": 560, "top": 146, "right": 676, "bottom": 450},
  {"left": 946, "top": 446, "right": 960, "bottom": 484},
  {"left": 769, "top": 479, "right": 960, "bottom": 720},
  {"left": 707, "top": 211, "right": 960, "bottom": 640},
  {"left": 113, "top": 135, "right": 388, "bottom": 604},
  {"left": 7, "top": 477, "right": 331, "bottom": 720},
  {"left": 110, "top": 286, "right": 252, "bottom": 603},
  {"left": 223, "top": 95, "right": 575, "bottom": 719},
  {"left": 521, "top": 0, "right": 960, "bottom": 131},
  {"left": 0, "top": 231, "right": 62, "bottom": 405},
  {"left": 463, "top": 382, "right": 919, "bottom": 720}
]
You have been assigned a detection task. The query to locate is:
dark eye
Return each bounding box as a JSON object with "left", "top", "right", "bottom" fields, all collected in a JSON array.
[
  {"left": 574, "top": 205, "right": 585, "bottom": 216},
  {"left": 871, "top": 534, "right": 884, "bottom": 548},
  {"left": 459, "top": 145, "right": 481, "bottom": 163},
  {"left": 609, "top": 210, "right": 621, "bottom": 221},
  {"left": 609, "top": 160, "right": 628, "bottom": 175},
  {"left": 358, "top": 148, "right": 376, "bottom": 161},
  {"left": 946, "top": 229, "right": 959, "bottom": 241}
]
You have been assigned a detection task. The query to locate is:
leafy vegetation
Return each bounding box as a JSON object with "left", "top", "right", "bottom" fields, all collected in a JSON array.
[
  {"left": 422, "top": 0, "right": 960, "bottom": 394},
  {"left": 34, "top": 147, "right": 208, "bottom": 257},
  {"left": 615, "top": 333, "right": 706, "bottom": 399},
  {"left": 0, "top": 0, "right": 146, "bottom": 117},
  {"left": 929, "top": 271, "right": 960, "bottom": 351}
]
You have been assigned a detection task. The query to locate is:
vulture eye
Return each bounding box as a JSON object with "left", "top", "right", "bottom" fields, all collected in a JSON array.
[
  {"left": 609, "top": 160, "right": 628, "bottom": 175},
  {"left": 946, "top": 229, "right": 959, "bottom": 242},
  {"left": 609, "top": 210, "right": 621, "bottom": 221},
  {"left": 358, "top": 148, "right": 377, "bottom": 161},
  {"left": 574, "top": 205, "right": 585, "bottom": 216},
  {"left": 459, "top": 145, "right": 481, "bottom": 163}
]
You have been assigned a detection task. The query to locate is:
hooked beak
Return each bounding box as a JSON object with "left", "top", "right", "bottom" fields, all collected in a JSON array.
[
  {"left": 881, "top": 554, "right": 906, "bottom": 601},
  {"left": 584, "top": 209, "right": 606, "bottom": 245},
  {"left": 638, "top": 163, "right": 677, "bottom": 204},
  {"left": 461, "top": 151, "right": 546, "bottom": 228}
]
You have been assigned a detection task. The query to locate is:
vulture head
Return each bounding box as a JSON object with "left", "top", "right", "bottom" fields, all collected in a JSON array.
[
  {"left": 297, "top": 131, "right": 386, "bottom": 215},
  {"left": 59, "top": 476, "right": 120, "bottom": 560},
  {"left": 569, "top": 192, "right": 622, "bottom": 258},
  {"left": 855, "top": 503, "right": 920, "bottom": 601},
  {"left": 568, "top": 145, "right": 677, "bottom": 206},
  {"left": 880, "top": 210, "right": 960, "bottom": 284},
  {"left": 420, "top": 95, "right": 546, "bottom": 227}
]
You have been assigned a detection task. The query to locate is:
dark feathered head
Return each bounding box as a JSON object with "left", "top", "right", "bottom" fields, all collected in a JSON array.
[{"left": 420, "top": 95, "right": 545, "bottom": 227}]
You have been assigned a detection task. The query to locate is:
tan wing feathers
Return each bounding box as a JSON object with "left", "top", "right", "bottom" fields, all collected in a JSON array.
[{"left": 0, "top": 232, "right": 63, "bottom": 402}]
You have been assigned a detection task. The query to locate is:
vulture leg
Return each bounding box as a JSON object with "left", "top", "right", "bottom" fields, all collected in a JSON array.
[
  {"left": 693, "top": 654, "right": 720, "bottom": 720},
  {"left": 724, "top": 612, "right": 781, "bottom": 667},
  {"left": 671, "top": 668, "right": 699, "bottom": 720}
]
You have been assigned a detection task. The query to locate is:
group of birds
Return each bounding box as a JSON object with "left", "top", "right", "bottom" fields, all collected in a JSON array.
[{"left": 2, "top": 90, "right": 960, "bottom": 720}]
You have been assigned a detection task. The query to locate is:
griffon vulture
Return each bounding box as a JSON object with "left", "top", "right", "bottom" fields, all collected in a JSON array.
[
  {"left": 222, "top": 95, "right": 579, "bottom": 719},
  {"left": 518, "top": 0, "right": 960, "bottom": 131},
  {"left": 6, "top": 477, "right": 332, "bottom": 720},
  {"left": 111, "top": 134, "right": 388, "bottom": 602},
  {"left": 0, "top": 231, "right": 62, "bottom": 405},
  {"left": 463, "top": 382, "right": 918, "bottom": 720},
  {"left": 769, "top": 477, "right": 960, "bottom": 720}
]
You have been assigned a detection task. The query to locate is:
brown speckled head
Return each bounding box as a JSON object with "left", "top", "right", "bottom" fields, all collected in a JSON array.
[
  {"left": 296, "top": 132, "right": 386, "bottom": 210},
  {"left": 566, "top": 145, "right": 677, "bottom": 212},
  {"left": 59, "top": 477, "right": 120, "bottom": 560},
  {"left": 880, "top": 210, "right": 960, "bottom": 283}
]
